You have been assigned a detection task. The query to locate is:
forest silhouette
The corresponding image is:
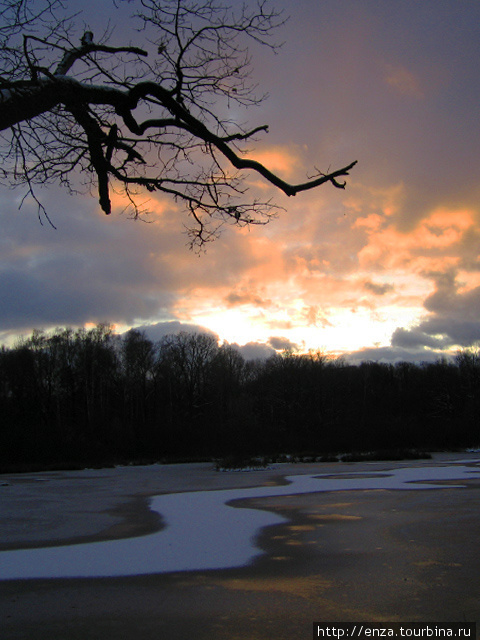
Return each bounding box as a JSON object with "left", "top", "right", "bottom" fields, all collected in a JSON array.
[{"left": 1, "top": 324, "right": 479, "bottom": 471}]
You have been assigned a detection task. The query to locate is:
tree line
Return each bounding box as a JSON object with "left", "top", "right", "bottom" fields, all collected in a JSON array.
[{"left": 1, "top": 324, "right": 479, "bottom": 469}]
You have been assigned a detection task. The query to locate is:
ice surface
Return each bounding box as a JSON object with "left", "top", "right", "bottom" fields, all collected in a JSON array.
[{"left": 1, "top": 461, "right": 479, "bottom": 580}]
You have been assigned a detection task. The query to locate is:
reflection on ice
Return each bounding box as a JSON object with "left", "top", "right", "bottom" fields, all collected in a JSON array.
[{"left": 1, "top": 462, "right": 479, "bottom": 580}]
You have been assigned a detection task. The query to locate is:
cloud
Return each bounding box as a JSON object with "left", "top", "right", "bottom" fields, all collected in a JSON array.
[
  {"left": 388, "top": 268, "right": 480, "bottom": 352},
  {"left": 0, "top": 264, "right": 164, "bottom": 331},
  {"left": 132, "top": 321, "right": 218, "bottom": 343},
  {"left": 0, "top": 188, "right": 201, "bottom": 335},
  {"left": 363, "top": 280, "right": 394, "bottom": 296},
  {"left": 389, "top": 319, "right": 480, "bottom": 353},
  {"left": 391, "top": 327, "right": 445, "bottom": 350},
  {"left": 420, "top": 318, "right": 480, "bottom": 348},
  {"left": 224, "top": 288, "right": 272, "bottom": 308},
  {"left": 302, "top": 305, "right": 333, "bottom": 328},
  {"left": 230, "top": 341, "right": 275, "bottom": 361},
  {"left": 356, "top": 208, "right": 477, "bottom": 273},
  {"left": 423, "top": 269, "right": 480, "bottom": 319},
  {"left": 345, "top": 345, "right": 447, "bottom": 365},
  {"left": 247, "top": 146, "right": 300, "bottom": 180},
  {"left": 267, "top": 336, "right": 299, "bottom": 351}
]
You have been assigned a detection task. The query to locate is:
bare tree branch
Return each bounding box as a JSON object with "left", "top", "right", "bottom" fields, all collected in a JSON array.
[{"left": 0, "top": 0, "right": 357, "bottom": 245}]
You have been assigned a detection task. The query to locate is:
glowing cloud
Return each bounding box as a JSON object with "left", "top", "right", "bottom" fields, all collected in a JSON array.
[{"left": 248, "top": 145, "right": 300, "bottom": 179}]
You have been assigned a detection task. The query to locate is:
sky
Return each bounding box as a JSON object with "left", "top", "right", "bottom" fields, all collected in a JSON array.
[{"left": 2, "top": 0, "right": 480, "bottom": 362}]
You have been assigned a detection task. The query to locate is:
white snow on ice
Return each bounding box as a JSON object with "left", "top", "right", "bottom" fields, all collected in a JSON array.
[{"left": 1, "top": 461, "right": 479, "bottom": 580}]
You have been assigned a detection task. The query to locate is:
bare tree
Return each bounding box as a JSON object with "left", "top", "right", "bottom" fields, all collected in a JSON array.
[{"left": 0, "top": 0, "right": 357, "bottom": 246}]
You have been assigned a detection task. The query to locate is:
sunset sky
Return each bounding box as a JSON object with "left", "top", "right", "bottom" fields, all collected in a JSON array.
[{"left": 2, "top": 0, "right": 480, "bottom": 362}]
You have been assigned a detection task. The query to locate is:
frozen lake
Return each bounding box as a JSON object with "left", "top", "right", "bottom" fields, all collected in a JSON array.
[{"left": 1, "top": 461, "right": 479, "bottom": 580}]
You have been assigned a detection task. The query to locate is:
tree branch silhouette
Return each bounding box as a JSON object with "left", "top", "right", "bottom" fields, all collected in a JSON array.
[{"left": 0, "top": 0, "right": 357, "bottom": 246}]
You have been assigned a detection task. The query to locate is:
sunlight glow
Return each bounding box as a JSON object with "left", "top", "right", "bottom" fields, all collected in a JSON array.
[
  {"left": 248, "top": 145, "right": 299, "bottom": 178},
  {"left": 183, "top": 299, "right": 426, "bottom": 356},
  {"left": 193, "top": 307, "right": 268, "bottom": 346}
]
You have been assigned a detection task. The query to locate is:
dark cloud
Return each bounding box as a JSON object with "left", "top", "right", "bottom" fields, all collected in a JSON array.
[
  {"left": 267, "top": 336, "right": 299, "bottom": 351},
  {"left": 346, "top": 345, "right": 448, "bottom": 365},
  {"left": 391, "top": 327, "right": 444, "bottom": 350},
  {"left": 363, "top": 280, "right": 394, "bottom": 296},
  {"left": 419, "top": 318, "right": 480, "bottom": 347},
  {"left": 231, "top": 342, "right": 276, "bottom": 361},
  {"left": 0, "top": 187, "right": 233, "bottom": 334},
  {"left": 0, "top": 234, "right": 178, "bottom": 331},
  {"left": 0, "top": 265, "right": 162, "bottom": 331},
  {"left": 394, "top": 318, "right": 480, "bottom": 352},
  {"left": 423, "top": 271, "right": 480, "bottom": 321},
  {"left": 224, "top": 290, "right": 271, "bottom": 307},
  {"left": 388, "top": 269, "right": 480, "bottom": 352},
  {"left": 133, "top": 321, "right": 218, "bottom": 343}
]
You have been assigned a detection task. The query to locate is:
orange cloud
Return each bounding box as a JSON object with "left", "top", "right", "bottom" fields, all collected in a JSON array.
[
  {"left": 148, "top": 195, "right": 476, "bottom": 356},
  {"left": 248, "top": 145, "right": 300, "bottom": 179},
  {"left": 357, "top": 208, "right": 476, "bottom": 272},
  {"left": 354, "top": 213, "right": 384, "bottom": 231},
  {"left": 349, "top": 182, "right": 405, "bottom": 220},
  {"left": 108, "top": 188, "right": 173, "bottom": 220}
]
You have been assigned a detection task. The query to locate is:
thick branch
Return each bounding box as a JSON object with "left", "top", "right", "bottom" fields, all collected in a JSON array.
[
  {"left": 125, "top": 81, "right": 358, "bottom": 195},
  {"left": 0, "top": 81, "right": 66, "bottom": 131},
  {"left": 67, "top": 103, "right": 111, "bottom": 213}
]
